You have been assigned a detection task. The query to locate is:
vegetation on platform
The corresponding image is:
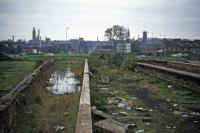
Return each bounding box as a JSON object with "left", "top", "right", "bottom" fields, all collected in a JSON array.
[{"left": 89, "top": 53, "right": 200, "bottom": 133}]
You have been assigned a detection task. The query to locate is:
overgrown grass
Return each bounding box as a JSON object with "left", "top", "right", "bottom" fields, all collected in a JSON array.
[
  {"left": 14, "top": 60, "right": 84, "bottom": 133},
  {"left": 89, "top": 54, "right": 200, "bottom": 133},
  {"left": 22, "top": 53, "right": 87, "bottom": 61},
  {"left": 0, "top": 61, "right": 36, "bottom": 96},
  {"left": 0, "top": 53, "right": 86, "bottom": 96},
  {"left": 142, "top": 55, "right": 188, "bottom": 62}
]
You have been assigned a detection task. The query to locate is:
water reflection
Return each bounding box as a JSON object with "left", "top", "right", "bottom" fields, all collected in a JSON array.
[{"left": 47, "top": 68, "right": 80, "bottom": 94}]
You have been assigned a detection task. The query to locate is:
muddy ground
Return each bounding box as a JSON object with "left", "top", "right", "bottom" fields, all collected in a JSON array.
[{"left": 90, "top": 59, "right": 200, "bottom": 133}]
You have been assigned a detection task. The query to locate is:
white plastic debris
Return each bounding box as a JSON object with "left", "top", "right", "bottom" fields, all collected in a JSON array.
[
  {"left": 135, "top": 129, "right": 144, "bottom": 133},
  {"left": 55, "top": 125, "right": 65, "bottom": 131},
  {"left": 167, "top": 85, "right": 172, "bottom": 88}
]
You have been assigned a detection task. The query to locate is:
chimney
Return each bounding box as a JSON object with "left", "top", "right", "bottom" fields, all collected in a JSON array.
[{"left": 37, "top": 29, "right": 40, "bottom": 39}]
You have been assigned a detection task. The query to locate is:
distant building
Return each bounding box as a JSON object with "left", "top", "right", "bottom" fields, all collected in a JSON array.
[
  {"left": 143, "top": 31, "right": 147, "bottom": 42},
  {"left": 116, "top": 43, "right": 132, "bottom": 54},
  {"left": 139, "top": 44, "right": 163, "bottom": 56},
  {"left": 163, "top": 39, "right": 200, "bottom": 59},
  {"left": 32, "top": 27, "right": 36, "bottom": 40},
  {"left": 31, "top": 27, "right": 41, "bottom": 45},
  {"left": 12, "top": 35, "right": 14, "bottom": 42},
  {"left": 37, "top": 29, "right": 40, "bottom": 40},
  {"left": 45, "top": 37, "right": 51, "bottom": 45},
  {"left": 78, "top": 38, "right": 87, "bottom": 53},
  {"left": 96, "top": 41, "right": 114, "bottom": 52}
]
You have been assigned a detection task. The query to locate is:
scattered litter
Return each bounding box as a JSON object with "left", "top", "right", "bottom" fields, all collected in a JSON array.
[
  {"left": 108, "top": 97, "right": 118, "bottom": 105},
  {"left": 130, "top": 97, "right": 137, "bottom": 100},
  {"left": 27, "top": 111, "right": 32, "bottom": 114},
  {"left": 63, "top": 112, "right": 69, "bottom": 116},
  {"left": 193, "top": 121, "right": 198, "bottom": 123},
  {"left": 146, "top": 123, "right": 150, "bottom": 125},
  {"left": 182, "top": 114, "right": 188, "bottom": 117},
  {"left": 126, "top": 106, "right": 132, "bottom": 111},
  {"left": 191, "top": 112, "right": 200, "bottom": 116},
  {"left": 148, "top": 109, "right": 154, "bottom": 112},
  {"left": 173, "top": 111, "right": 183, "bottom": 116},
  {"left": 167, "top": 85, "right": 172, "bottom": 88},
  {"left": 173, "top": 126, "right": 176, "bottom": 129},
  {"left": 166, "top": 98, "right": 170, "bottom": 102},
  {"left": 126, "top": 123, "right": 137, "bottom": 132},
  {"left": 135, "top": 129, "right": 144, "bottom": 133},
  {"left": 142, "top": 117, "right": 152, "bottom": 123},
  {"left": 46, "top": 53, "right": 54, "bottom": 56},
  {"left": 108, "top": 92, "right": 116, "bottom": 96},
  {"left": 135, "top": 107, "right": 148, "bottom": 112},
  {"left": 118, "top": 103, "right": 125, "bottom": 108},
  {"left": 166, "top": 125, "right": 171, "bottom": 129},
  {"left": 100, "top": 88, "right": 109, "bottom": 91},
  {"left": 116, "top": 96, "right": 123, "bottom": 101},
  {"left": 127, "top": 123, "right": 137, "bottom": 129},
  {"left": 55, "top": 125, "right": 65, "bottom": 131},
  {"left": 111, "top": 112, "right": 119, "bottom": 116},
  {"left": 119, "top": 111, "right": 128, "bottom": 116},
  {"left": 173, "top": 104, "right": 178, "bottom": 107},
  {"left": 91, "top": 106, "right": 96, "bottom": 110}
]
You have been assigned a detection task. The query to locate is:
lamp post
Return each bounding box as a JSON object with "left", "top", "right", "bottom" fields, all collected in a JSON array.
[{"left": 66, "top": 27, "right": 69, "bottom": 41}]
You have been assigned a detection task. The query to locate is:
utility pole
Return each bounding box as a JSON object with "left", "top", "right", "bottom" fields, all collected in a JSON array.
[{"left": 66, "top": 27, "right": 69, "bottom": 41}]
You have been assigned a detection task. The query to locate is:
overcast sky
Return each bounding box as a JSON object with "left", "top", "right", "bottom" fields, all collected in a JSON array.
[{"left": 0, "top": 0, "right": 200, "bottom": 41}]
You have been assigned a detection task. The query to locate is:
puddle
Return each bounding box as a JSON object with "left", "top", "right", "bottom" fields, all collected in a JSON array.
[{"left": 47, "top": 68, "right": 80, "bottom": 94}]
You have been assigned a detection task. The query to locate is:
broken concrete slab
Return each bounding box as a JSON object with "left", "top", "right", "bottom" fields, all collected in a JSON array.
[{"left": 94, "top": 118, "right": 126, "bottom": 133}]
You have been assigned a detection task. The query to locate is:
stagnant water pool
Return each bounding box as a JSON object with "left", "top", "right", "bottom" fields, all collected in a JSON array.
[{"left": 47, "top": 68, "right": 80, "bottom": 94}]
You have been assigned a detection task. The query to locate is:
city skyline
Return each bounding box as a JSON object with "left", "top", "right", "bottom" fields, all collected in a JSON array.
[{"left": 0, "top": 0, "right": 200, "bottom": 41}]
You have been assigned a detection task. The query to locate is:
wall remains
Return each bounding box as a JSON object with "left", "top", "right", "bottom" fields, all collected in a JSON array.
[
  {"left": 137, "top": 62, "right": 200, "bottom": 92},
  {"left": 139, "top": 60, "right": 200, "bottom": 74},
  {"left": 75, "top": 59, "right": 93, "bottom": 133},
  {"left": 0, "top": 60, "right": 54, "bottom": 133}
]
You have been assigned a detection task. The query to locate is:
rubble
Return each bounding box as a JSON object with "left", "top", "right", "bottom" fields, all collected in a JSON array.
[
  {"left": 125, "top": 124, "right": 137, "bottom": 133},
  {"left": 94, "top": 118, "right": 126, "bottom": 133},
  {"left": 135, "top": 129, "right": 144, "bottom": 133},
  {"left": 173, "top": 111, "right": 183, "bottom": 116},
  {"left": 118, "top": 103, "right": 125, "bottom": 108},
  {"left": 167, "top": 85, "right": 172, "bottom": 88},
  {"left": 126, "top": 106, "right": 132, "bottom": 111},
  {"left": 142, "top": 117, "right": 152, "bottom": 123},
  {"left": 111, "top": 112, "right": 119, "bottom": 116},
  {"left": 165, "top": 125, "right": 170, "bottom": 129},
  {"left": 63, "top": 112, "right": 69, "bottom": 116},
  {"left": 135, "top": 107, "right": 148, "bottom": 112},
  {"left": 55, "top": 125, "right": 65, "bottom": 131},
  {"left": 119, "top": 112, "right": 128, "bottom": 116},
  {"left": 91, "top": 106, "right": 96, "bottom": 110}
]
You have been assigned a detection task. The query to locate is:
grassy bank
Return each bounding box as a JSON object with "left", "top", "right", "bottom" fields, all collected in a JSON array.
[{"left": 0, "top": 61, "right": 36, "bottom": 96}]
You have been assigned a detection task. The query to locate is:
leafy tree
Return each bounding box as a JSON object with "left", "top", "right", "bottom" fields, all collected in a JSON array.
[{"left": 105, "top": 25, "right": 130, "bottom": 52}]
